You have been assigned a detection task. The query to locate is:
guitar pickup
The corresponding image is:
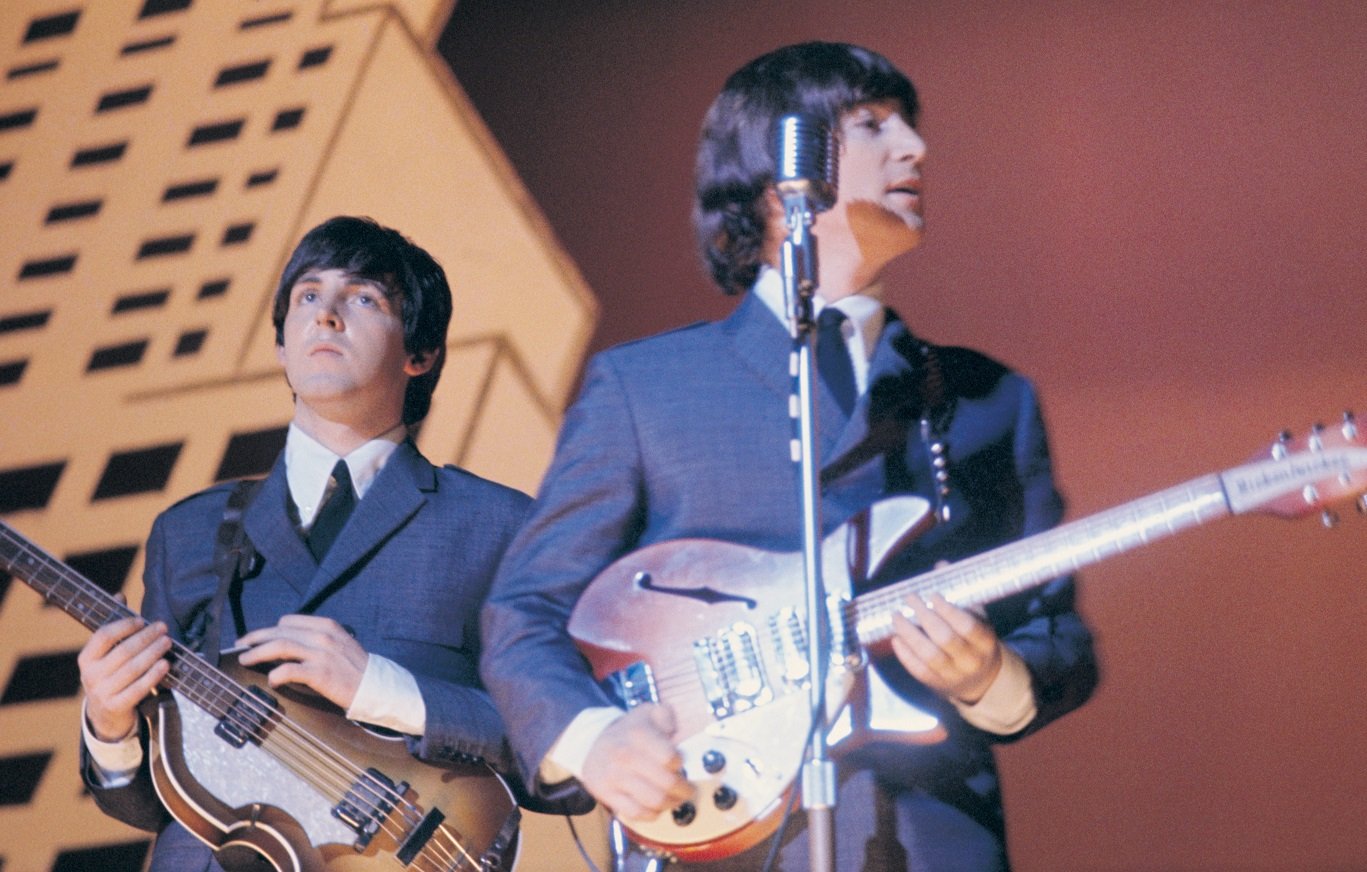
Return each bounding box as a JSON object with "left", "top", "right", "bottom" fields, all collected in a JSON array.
[
  {"left": 213, "top": 685, "right": 279, "bottom": 748},
  {"left": 334, "top": 767, "right": 406, "bottom": 851},
  {"left": 693, "top": 622, "right": 772, "bottom": 718}
]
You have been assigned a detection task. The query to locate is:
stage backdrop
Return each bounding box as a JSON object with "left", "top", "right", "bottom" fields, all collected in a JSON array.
[
  {"left": 441, "top": 2, "right": 1366, "bottom": 871},
  {"left": 0, "top": 1, "right": 602, "bottom": 870}
]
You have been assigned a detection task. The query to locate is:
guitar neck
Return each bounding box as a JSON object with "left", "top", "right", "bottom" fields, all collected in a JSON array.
[
  {"left": 0, "top": 521, "right": 243, "bottom": 720},
  {"left": 850, "top": 473, "right": 1232, "bottom": 645}
]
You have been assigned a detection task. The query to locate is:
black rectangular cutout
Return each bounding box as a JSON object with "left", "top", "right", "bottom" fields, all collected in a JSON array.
[
  {"left": 245, "top": 168, "right": 278, "bottom": 187},
  {"left": 18, "top": 254, "right": 76, "bottom": 279},
  {"left": 23, "top": 10, "right": 79, "bottom": 42},
  {"left": 299, "top": 46, "right": 333, "bottom": 69},
  {"left": 216, "top": 426, "right": 287, "bottom": 481},
  {"left": 1, "top": 651, "right": 81, "bottom": 704},
  {"left": 0, "top": 109, "right": 38, "bottom": 133},
  {"left": 241, "top": 11, "right": 292, "bottom": 29},
  {"left": 96, "top": 85, "right": 153, "bottom": 113},
  {"left": 87, "top": 340, "right": 148, "bottom": 371},
  {"left": 215, "top": 60, "right": 270, "bottom": 87},
  {"left": 198, "top": 278, "right": 230, "bottom": 299},
  {"left": 174, "top": 329, "right": 207, "bottom": 356},
  {"left": 72, "top": 142, "right": 127, "bottom": 167},
  {"left": 136, "top": 234, "right": 194, "bottom": 259},
  {"left": 0, "top": 461, "right": 65, "bottom": 513},
  {"left": 138, "top": 0, "right": 192, "bottom": 18},
  {"left": 53, "top": 841, "right": 152, "bottom": 872},
  {"left": 121, "top": 34, "right": 176, "bottom": 55},
  {"left": 8, "top": 59, "right": 60, "bottom": 80},
  {"left": 66, "top": 546, "right": 139, "bottom": 596},
  {"left": 0, "top": 161, "right": 11, "bottom": 180},
  {"left": 93, "top": 442, "right": 182, "bottom": 499},
  {"left": 162, "top": 178, "right": 218, "bottom": 201},
  {"left": 187, "top": 119, "right": 243, "bottom": 147},
  {"left": 0, "top": 360, "right": 26, "bottom": 387},
  {"left": 222, "top": 222, "right": 254, "bottom": 245},
  {"left": 0, "top": 753, "right": 50, "bottom": 805},
  {"left": 0, "top": 310, "right": 50, "bottom": 334},
  {"left": 112, "top": 289, "right": 170, "bottom": 313},
  {"left": 271, "top": 107, "right": 304, "bottom": 131},
  {"left": 45, "top": 200, "right": 102, "bottom": 223}
]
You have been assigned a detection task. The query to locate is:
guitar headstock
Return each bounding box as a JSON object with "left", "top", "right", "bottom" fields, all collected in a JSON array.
[{"left": 1228, "top": 411, "right": 1367, "bottom": 522}]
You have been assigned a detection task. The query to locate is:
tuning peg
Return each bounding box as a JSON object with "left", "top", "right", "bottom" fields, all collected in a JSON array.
[
  {"left": 1322, "top": 509, "right": 1340, "bottom": 528},
  {"left": 1344, "top": 411, "right": 1359, "bottom": 441},
  {"left": 1309, "top": 422, "right": 1326, "bottom": 451},
  {"left": 1358, "top": 494, "right": 1367, "bottom": 515},
  {"left": 1271, "top": 430, "right": 1293, "bottom": 460}
]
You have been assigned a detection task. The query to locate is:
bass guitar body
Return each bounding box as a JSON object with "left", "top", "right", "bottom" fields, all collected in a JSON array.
[{"left": 144, "top": 653, "right": 520, "bottom": 871}]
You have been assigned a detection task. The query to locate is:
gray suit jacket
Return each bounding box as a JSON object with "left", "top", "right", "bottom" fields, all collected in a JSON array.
[
  {"left": 83, "top": 440, "right": 530, "bottom": 871},
  {"left": 481, "top": 293, "right": 1099, "bottom": 870}
]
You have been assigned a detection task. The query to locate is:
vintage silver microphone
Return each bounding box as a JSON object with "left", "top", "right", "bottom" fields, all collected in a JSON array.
[
  {"left": 775, "top": 110, "right": 842, "bottom": 872},
  {"left": 775, "top": 112, "right": 838, "bottom": 217}
]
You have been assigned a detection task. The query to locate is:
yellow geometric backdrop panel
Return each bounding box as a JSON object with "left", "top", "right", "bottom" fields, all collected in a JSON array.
[{"left": 0, "top": 1, "right": 600, "bottom": 869}]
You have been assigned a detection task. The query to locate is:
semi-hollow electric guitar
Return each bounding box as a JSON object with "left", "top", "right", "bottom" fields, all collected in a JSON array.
[
  {"left": 569, "top": 414, "right": 1367, "bottom": 862},
  {"left": 0, "top": 527, "right": 521, "bottom": 872}
]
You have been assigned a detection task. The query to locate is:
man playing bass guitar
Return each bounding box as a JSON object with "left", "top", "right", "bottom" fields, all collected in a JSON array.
[{"left": 77, "top": 216, "right": 544, "bottom": 870}]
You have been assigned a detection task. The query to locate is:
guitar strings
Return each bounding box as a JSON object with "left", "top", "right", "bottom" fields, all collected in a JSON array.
[{"left": 0, "top": 526, "right": 484, "bottom": 872}]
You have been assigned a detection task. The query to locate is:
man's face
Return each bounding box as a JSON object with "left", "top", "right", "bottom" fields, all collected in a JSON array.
[
  {"left": 275, "top": 268, "right": 429, "bottom": 425},
  {"left": 813, "top": 98, "right": 928, "bottom": 260}
]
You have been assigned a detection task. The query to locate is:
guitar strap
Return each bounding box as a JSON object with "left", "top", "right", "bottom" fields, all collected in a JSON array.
[{"left": 189, "top": 477, "right": 264, "bottom": 666}]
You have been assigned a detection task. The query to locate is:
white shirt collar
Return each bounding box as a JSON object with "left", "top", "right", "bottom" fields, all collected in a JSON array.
[
  {"left": 284, "top": 422, "right": 406, "bottom": 527},
  {"left": 751, "top": 266, "right": 886, "bottom": 390}
]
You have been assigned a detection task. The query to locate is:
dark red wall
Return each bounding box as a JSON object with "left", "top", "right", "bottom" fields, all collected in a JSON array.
[{"left": 442, "top": 3, "right": 1367, "bottom": 870}]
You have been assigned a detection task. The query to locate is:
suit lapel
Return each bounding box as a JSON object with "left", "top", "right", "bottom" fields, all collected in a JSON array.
[
  {"left": 242, "top": 458, "right": 315, "bottom": 597},
  {"left": 298, "top": 440, "right": 432, "bottom": 608},
  {"left": 823, "top": 312, "right": 923, "bottom": 479},
  {"left": 723, "top": 292, "right": 848, "bottom": 457}
]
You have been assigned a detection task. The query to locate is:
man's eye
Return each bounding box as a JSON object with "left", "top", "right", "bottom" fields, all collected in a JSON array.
[{"left": 299, "top": 290, "right": 317, "bottom": 303}]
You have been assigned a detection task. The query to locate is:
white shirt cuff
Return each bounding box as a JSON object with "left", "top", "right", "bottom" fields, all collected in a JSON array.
[
  {"left": 951, "top": 646, "right": 1037, "bottom": 735},
  {"left": 345, "top": 653, "right": 427, "bottom": 736},
  {"left": 540, "top": 706, "right": 625, "bottom": 783},
  {"left": 81, "top": 699, "right": 143, "bottom": 787}
]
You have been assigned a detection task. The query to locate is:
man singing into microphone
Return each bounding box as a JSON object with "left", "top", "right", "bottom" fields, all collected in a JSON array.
[{"left": 481, "top": 42, "right": 1098, "bottom": 871}]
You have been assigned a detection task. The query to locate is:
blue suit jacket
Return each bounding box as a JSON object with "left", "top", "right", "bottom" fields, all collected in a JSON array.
[
  {"left": 481, "top": 293, "right": 1099, "bottom": 870},
  {"left": 83, "top": 440, "right": 530, "bottom": 871}
]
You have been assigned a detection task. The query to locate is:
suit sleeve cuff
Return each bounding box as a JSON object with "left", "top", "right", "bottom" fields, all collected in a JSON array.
[
  {"left": 951, "top": 646, "right": 1037, "bottom": 735},
  {"left": 540, "top": 706, "right": 624, "bottom": 783},
  {"left": 345, "top": 653, "right": 427, "bottom": 737},
  {"left": 81, "top": 699, "right": 143, "bottom": 787}
]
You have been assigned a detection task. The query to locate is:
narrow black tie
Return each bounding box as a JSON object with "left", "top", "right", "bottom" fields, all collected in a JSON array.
[
  {"left": 307, "top": 460, "right": 355, "bottom": 561},
  {"left": 816, "top": 307, "right": 857, "bottom": 415}
]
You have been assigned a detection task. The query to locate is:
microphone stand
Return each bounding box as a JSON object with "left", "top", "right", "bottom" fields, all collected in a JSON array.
[{"left": 779, "top": 189, "right": 837, "bottom": 872}]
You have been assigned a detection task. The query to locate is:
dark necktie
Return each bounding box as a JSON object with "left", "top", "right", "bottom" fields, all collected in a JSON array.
[
  {"left": 307, "top": 460, "right": 355, "bottom": 561},
  {"left": 816, "top": 307, "right": 857, "bottom": 415}
]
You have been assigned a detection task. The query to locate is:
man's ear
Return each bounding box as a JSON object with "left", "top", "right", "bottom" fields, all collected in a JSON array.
[{"left": 404, "top": 348, "right": 438, "bottom": 377}]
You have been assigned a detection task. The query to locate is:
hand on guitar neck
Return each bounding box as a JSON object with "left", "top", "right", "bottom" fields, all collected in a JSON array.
[
  {"left": 890, "top": 592, "right": 1005, "bottom": 706},
  {"left": 78, "top": 615, "right": 171, "bottom": 743}
]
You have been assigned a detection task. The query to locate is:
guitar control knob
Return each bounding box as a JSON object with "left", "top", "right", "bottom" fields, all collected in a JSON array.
[
  {"left": 713, "top": 785, "right": 738, "bottom": 811},
  {"left": 701, "top": 750, "right": 726, "bottom": 773},
  {"left": 672, "top": 802, "right": 696, "bottom": 827}
]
